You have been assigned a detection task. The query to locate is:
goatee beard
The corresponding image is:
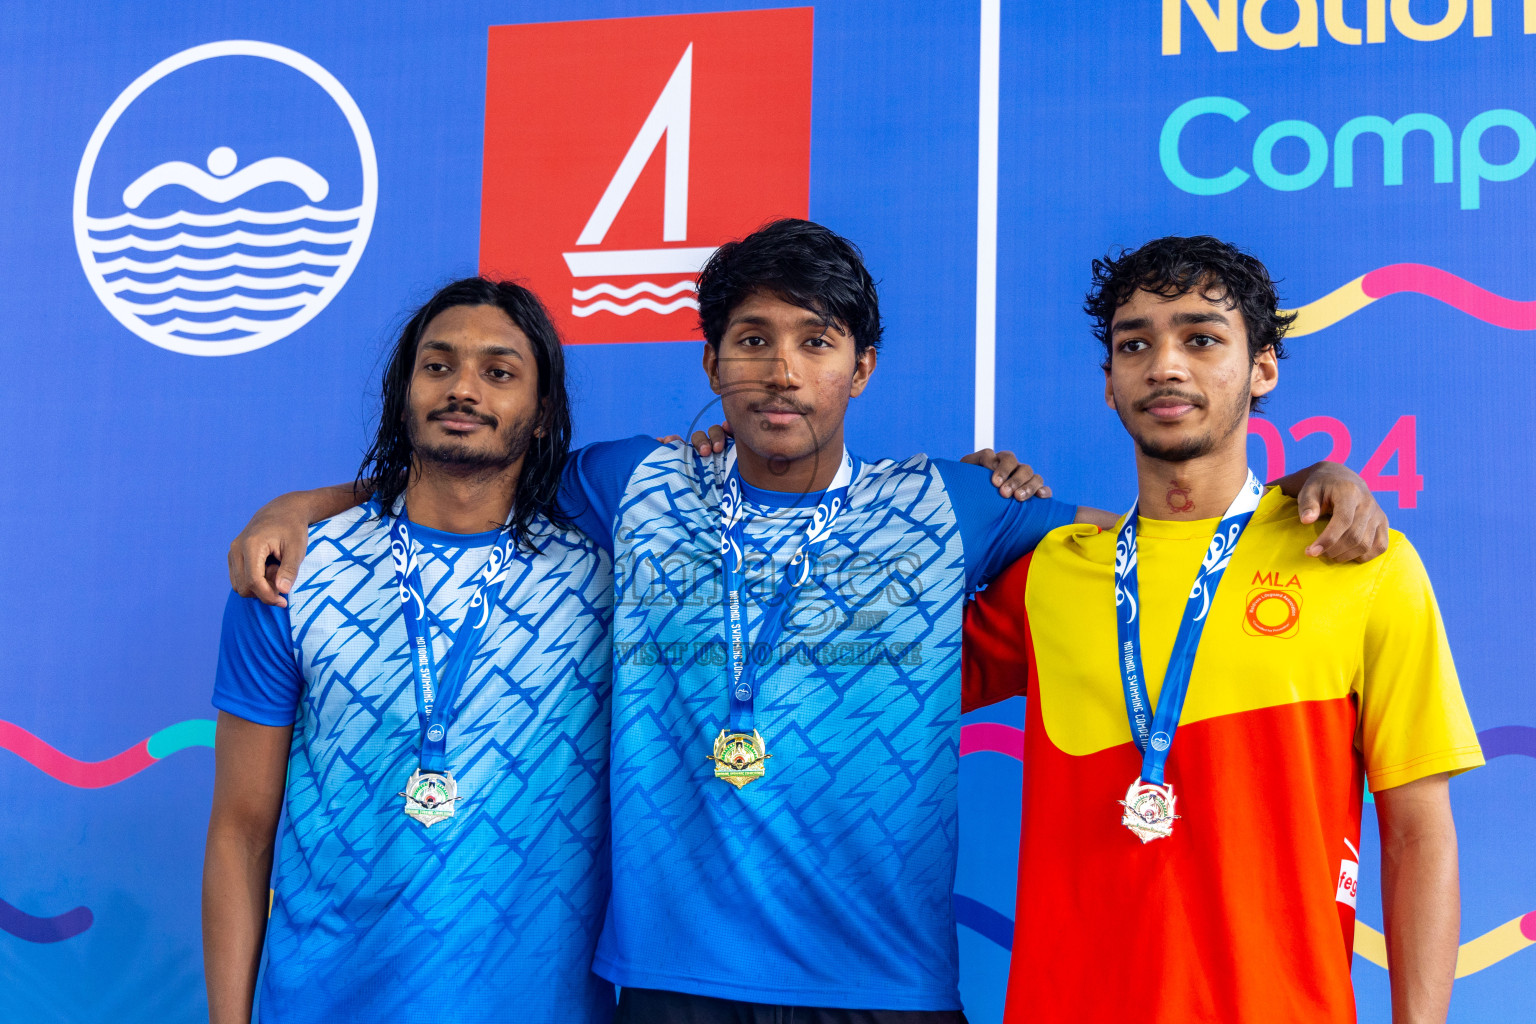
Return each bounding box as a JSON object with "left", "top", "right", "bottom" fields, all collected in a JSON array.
[
  {"left": 1135, "top": 433, "right": 1218, "bottom": 462},
  {"left": 407, "top": 405, "right": 537, "bottom": 473},
  {"left": 1124, "top": 385, "right": 1251, "bottom": 465}
]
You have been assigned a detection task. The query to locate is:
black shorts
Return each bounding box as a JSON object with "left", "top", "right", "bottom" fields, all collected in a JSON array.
[{"left": 614, "top": 987, "right": 969, "bottom": 1024}]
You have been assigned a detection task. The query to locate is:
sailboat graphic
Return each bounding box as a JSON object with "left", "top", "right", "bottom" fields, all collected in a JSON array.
[
  {"left": 562, "top": 44, "right": 712, "bottom": 320},
  {"left": 82, "top": 146, "right": 364, "bottom": 346}
]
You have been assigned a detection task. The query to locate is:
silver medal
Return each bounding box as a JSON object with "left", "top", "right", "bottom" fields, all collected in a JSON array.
[{"left": 400, "top": 768, "right": 462, "bottom": 826}]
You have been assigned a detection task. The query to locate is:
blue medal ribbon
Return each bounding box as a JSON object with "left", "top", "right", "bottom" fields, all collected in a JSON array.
[
  {"left": 718, "top": 446, "right": 855, "bottom": 732},
  {"left": 389, "top": 504, "right": 517, "bottom": 773},
  {"left": 1113, "top": 470, "right": 1263, "bottom": 785}
]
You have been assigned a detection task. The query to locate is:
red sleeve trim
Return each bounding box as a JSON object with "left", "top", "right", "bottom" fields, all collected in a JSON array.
[{"left": 962, "top": 551, "right": 1035, "bottom": 713}]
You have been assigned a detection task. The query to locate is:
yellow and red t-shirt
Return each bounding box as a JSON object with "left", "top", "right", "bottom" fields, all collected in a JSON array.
[{"left": 963, "top": 487, "right": 1483, "bottom": 1024}]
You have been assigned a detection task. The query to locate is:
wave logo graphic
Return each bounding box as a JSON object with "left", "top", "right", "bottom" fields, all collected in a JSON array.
[{"left": 73, "top": 40, "right": 377, "bottom": 356}]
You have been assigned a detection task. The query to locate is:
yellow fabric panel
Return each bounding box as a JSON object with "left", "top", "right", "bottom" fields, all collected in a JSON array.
[
  {"left": 1356, "top": 537, "right": 1484, "bottom": 791},
  {"left": 1026, "top": 487, "right": 1483, "bottom": 788}
]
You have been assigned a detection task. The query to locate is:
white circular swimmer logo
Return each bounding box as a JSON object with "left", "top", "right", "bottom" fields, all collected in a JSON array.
[{"left": 73, "top": 40, "right": 377, "bottom": 356}]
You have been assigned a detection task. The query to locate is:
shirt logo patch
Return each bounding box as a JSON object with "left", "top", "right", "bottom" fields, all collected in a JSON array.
[
  {"left": 1244, "top": 571, "right": 1302, "bottom": 638},
  {"left": 480, "top": 8, "right": 813, "bottom": 346}
]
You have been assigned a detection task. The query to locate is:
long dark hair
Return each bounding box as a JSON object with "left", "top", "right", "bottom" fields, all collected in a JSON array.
[{"left": 357, "top": 277, "right": 574, "bottom": 546}]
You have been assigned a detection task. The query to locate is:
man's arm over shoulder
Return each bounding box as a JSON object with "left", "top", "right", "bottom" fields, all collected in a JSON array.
[
  {"left": 229, "top": 483, "right": 365, "bottom": 607},
  {"left": 962, "top": 553, "right": 1036, "bottom": 714},
  {"left": 556, "top": 436, "right": 669, "bottom": 554},
  {"left": 934, "top": 459, "right": 1079, "bottom": 592}
]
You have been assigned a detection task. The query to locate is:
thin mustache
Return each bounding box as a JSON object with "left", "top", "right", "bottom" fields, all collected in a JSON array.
[
  {"left": 429, "top": 406, "right": 495, "bottom": 425},
  {"left": 1137, "top": 389, "right": 1204, "bottom": 411}
]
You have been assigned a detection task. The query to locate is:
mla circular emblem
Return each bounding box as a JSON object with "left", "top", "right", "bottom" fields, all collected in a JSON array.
[
  {"left": 1245, "top": 588, "right": 1301, "bottom": 636},
  {"left": 73, "top": 40, "right": 378, "bottom": 356}
]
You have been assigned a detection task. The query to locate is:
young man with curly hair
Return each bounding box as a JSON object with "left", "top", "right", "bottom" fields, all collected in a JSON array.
[{"left": 964, "top": 236, "right": 1483, "bottom": 1024}]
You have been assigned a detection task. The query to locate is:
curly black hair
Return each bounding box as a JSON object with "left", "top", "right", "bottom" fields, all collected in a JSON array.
[
  {"left": 357, "top": 277, "right": 574, "bottom": 549},
  {"left": 696, "top": 218, "right": 883, "bottom": 353},
  {"left": 1085, "top": 235, "right": 1294, "bottom": 373}
]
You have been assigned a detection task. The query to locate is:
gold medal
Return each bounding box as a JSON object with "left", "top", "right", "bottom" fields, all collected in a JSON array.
[{"left": 708, "top": 729, "right": 772, "bottom": 789}]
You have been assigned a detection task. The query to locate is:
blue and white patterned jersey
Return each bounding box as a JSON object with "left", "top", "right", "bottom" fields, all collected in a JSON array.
[
  {"left": 213, "top": 503, "right": 614, "bottom": 1024},
  {"left": 561, "top": 438, "right": 1077, "bottom": 1009}
]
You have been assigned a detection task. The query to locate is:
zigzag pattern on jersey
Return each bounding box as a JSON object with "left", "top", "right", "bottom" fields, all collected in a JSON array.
[
  {"left": 599, "top": 445, "right": 969, "bottom": 1000},
  {"left": 264, "top": 505, "right": 614, "bottom": 1023}
]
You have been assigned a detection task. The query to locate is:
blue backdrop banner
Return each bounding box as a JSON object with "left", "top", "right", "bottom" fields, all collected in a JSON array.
[{"left": 0, "top": 3, "right": 1529, "bottom": 1022}]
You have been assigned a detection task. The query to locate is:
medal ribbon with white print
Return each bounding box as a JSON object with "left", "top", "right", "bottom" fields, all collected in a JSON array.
[
  {"left": 1113, "top": 470, "right": 1264, "bottom": 786},
  {"left": 718, "top": 444, "right": 855, "bottom": 733},
  {"left": 389, "top": 501, "right": 517, "bottom": 774}
]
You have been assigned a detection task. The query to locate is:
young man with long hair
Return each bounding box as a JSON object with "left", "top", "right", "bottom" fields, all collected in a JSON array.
[
  {"left": 203, "top": 279, "right": 615, "bottom": 1024},
  {"left": 964, "top": 237, "right": 1482, "bottom": 1023},
  {"left": 227, "top": 222, "right": 1389, "bottom": 1021}
]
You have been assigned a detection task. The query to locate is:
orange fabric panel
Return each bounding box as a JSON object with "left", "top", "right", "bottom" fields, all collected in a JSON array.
[{"left": 1005, "top": 693, "right": 1364, "bottom": 1024}]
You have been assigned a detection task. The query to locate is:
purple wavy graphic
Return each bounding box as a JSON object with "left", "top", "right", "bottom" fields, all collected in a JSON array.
[
  {"left": 1478, "top": 725, "right": 1536, "bottom": 760},
  {"left": 0, "top": 898, "right": 93, "bottom": 943}
]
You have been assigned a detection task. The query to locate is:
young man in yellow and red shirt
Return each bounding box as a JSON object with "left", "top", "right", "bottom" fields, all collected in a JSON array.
[{"left": 964, "top": 236, "right": 1482, "bottom": 1024}]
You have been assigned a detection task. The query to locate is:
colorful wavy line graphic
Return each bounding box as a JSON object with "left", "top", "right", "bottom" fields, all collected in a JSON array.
[
  {"left": 956, "top": 722, "right": 1536, "bottom": 976},
  {"left": 0, "top": 898, "right": 93, "bottom": 943},
  {"left": 1285, "top": 264, "right": 1536, "bottom": 337},
  {"left": 0, "top": 717, "right": 214, "bottom": 788},
  {"left": 960, "top": 721, "right": 1024, "bottom": 759},
  {"left": 1353, "top": 913, "right": 1536, "bottom": 979}
]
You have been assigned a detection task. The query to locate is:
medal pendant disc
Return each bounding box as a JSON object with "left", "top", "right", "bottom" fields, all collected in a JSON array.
[
  {"left": 707, "top": 729, "right": 772, "bottom": 789},
  {"left": 1119, "top": 778, "right": 1179, "bottom": 844},
  {"left": 401, "top": 769, "right": 460, "bottom": 826}
]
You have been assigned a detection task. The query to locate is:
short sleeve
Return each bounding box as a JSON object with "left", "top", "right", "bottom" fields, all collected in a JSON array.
[
  {"left": 962, "top": 552, "right": 1036, "bottom": 713},
  {"left": 934, "top": 459, "right": 1078, "bottom": 592},
  {"left": 1358, "top": 537, "right": 1484, "bottom": 792},
  {"left": 557, "top": 437, "right": 666, "bottom": 554},
  {"left": 213, "top": 590, "right": 304, "bottom": 727}
]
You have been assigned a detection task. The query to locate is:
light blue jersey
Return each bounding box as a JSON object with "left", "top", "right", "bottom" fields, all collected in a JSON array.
[
  {"left": 214, "top": 503, "right": 614, "bottom": 1024},
  {"left": 561, "top": 439, "right": 1076, "bottom": 1009}
]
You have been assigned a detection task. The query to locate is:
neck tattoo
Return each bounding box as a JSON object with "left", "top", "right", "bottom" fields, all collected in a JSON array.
[{"left": 1165, "top": 486, "right": 1195, "bottom": 514}]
